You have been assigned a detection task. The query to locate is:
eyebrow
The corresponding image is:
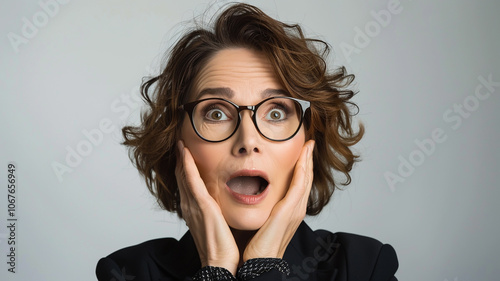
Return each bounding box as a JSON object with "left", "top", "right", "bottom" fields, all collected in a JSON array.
[
  {"left": 196, "top": 87, "right": 289, "bottom": 100},
  {"left": 261, "top": 88, "right": 289, "bottom": 98},
  {"left": 196, "top": 87, "right": 234, "bottom": 100}
]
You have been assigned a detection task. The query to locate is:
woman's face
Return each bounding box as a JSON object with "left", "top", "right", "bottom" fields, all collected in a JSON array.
[{"left": 180, "top": 48, "right": 305, "bottom": 230}]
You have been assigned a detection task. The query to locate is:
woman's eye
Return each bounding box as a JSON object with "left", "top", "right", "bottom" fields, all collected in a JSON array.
[
  {"left": 206, "top": 109, "right": 228, "bottom": 121},
  {"left": 266, "top": 108, "right": 286, "bottom": 121}
]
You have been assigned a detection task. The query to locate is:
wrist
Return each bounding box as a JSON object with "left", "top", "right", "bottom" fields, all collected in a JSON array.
[{"left": 243, "top": 250, "right": 281, "bottom": 262}]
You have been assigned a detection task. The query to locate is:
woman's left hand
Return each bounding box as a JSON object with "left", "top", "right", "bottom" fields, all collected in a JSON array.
[{"left": 243, "top": 140, "right": 315, "bottom": 261}]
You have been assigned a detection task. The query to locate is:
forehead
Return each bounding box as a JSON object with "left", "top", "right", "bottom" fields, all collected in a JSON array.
[{"left": 191, "top": 48, "right": 284, "bottom": 101}]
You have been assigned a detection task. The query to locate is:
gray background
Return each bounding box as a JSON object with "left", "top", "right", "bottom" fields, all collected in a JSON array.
[{"left": 1, "top": 0, "right": 499, "bottom": 280}]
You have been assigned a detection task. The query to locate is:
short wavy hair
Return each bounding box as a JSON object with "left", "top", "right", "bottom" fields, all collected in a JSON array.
[{"left": 122, "top": 3, "right": 364, "bottom": 217}]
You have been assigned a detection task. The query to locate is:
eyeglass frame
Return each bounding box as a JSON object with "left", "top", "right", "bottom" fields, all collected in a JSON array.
[{"left": 179, "top": 96, "right": 311, "bottom": 143}]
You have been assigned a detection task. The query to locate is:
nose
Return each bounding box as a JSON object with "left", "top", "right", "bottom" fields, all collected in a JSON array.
[{"left": 231, "top": 110, "right": 261, "bottom": 156}]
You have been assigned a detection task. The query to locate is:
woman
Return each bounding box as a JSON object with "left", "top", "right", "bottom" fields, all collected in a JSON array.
[{"left": 96, "top": 3, "right": 398, "bottom": 281}]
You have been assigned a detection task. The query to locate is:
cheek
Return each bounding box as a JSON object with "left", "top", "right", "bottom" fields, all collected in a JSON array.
[
  {"left": 285, "top": 130, "right": 306, "bottom": 163},
  {"left": 180, "top": 120, "right": 225, "bottom": 192},
  {"left": 270, "top": 132, "right": 305, "bottom": 189}
]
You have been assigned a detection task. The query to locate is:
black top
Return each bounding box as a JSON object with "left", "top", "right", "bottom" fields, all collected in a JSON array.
[{"left": 96, "top": 221, "right": 398, "bottom": 281}]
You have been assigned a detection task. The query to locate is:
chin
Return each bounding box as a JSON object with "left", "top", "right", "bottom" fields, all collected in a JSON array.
[{"left": 223, "top": 208, "right": 271, "bottom": 231}]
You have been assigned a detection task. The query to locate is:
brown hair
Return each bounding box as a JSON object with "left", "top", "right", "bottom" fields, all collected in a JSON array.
[{"left": 122, "top": 3, "right": 364, "bottom": 217}]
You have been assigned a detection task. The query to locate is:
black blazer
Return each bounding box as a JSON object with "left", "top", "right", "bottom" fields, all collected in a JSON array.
[{"left": 96, "top": 222, "right": 398, "bottom": 281}]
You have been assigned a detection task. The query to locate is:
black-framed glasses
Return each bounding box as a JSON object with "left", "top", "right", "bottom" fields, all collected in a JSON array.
[{"left": 180, "top": 96, "right": 310, "bottom": 142}]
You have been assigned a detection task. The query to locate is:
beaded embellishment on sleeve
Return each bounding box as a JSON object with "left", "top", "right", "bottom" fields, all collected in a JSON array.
[
  {"left": 237, "top": 258, "right": 290, "bottom": 280},
  {"left": 192, "top": 258, "right": 290, "bottom": 280}
]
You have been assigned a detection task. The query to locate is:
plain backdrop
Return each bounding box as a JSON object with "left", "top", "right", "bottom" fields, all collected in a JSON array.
[{"left": 1, "top": 0, "right": 499, "bottom": 280}]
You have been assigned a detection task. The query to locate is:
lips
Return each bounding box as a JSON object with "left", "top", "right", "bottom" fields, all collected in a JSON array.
[{"left": 225, "top": 170, "right": 269, "bottom": 205}]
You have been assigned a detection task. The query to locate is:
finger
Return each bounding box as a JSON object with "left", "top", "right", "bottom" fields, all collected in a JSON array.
[
  {"left": 177, "top": 141, "right": 216, "bottom": 213},
  {"left": 176, "top": 141, "right": 197, "bottom": 224},
  {"left": 304, "top": 139, "right": 315, "bottom": 196},
  {"left": 284, "top": 140, "right": 315, "bottom": 204},
  {"left": 175, "top": 141, "right": 190, "bottom": 201}
]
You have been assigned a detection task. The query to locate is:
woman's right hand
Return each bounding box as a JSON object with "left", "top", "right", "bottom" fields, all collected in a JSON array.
[{"left": 175, "top": 140, "right": 239, "bottom": 275}]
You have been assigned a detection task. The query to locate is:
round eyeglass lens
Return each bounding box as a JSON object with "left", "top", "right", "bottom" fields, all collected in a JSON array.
[
  {"left": 192, "top": 99, "right": 239, "bottom": 141},
  {"left": 255, "top": 98, "right": 301, "bottom": 140}
]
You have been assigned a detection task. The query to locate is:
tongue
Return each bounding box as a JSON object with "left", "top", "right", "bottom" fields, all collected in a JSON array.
[{"left": 227, "top": 176, "right": 262, "bottom": 195}]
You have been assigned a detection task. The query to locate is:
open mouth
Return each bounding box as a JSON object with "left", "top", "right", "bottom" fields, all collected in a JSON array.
[{"left": 226, "top": 176, "right": 269, "bottom": 196}]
